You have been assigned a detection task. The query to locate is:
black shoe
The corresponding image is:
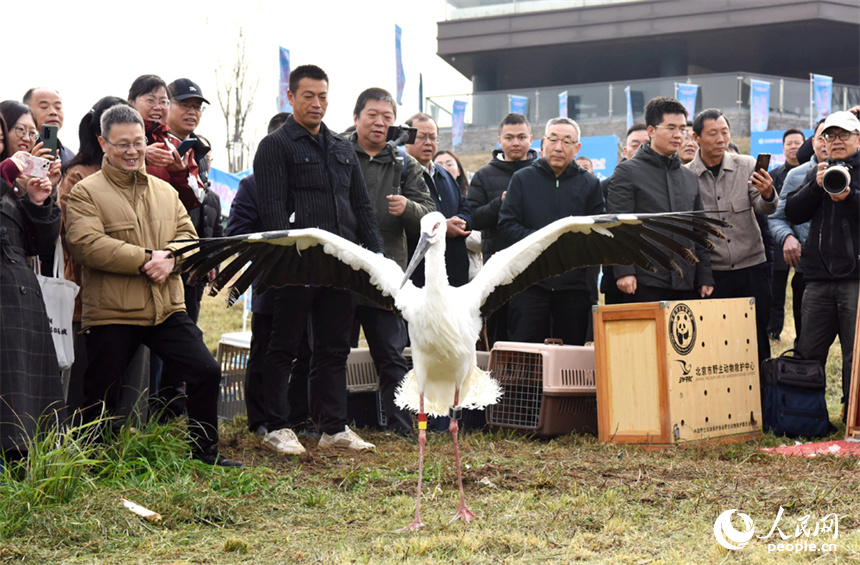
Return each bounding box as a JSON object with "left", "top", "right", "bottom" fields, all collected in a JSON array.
[
  {"left": 250, "top": 425, "right": 267, "bottom": 438},
  {"left": 193, "top": 446, "right": 244, "bottom": 468}
]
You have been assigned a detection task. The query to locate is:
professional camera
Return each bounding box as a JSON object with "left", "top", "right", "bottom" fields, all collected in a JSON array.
[{"left": 821, "top": 163, "right": 852, "bottom": 195}]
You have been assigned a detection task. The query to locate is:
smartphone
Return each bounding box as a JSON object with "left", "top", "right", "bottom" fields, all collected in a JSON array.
[
  {"left": 754, "top": 153, "right": 771, "bottom": 174},
  {"left": 40, "top": 124, "right": 59, "bottom": 160},
  {"left": 386, "top": 125, "right": 418, "bottom": 145},
  {"left": 21, "top": 154, "right": 51, "bottom": 178},
  {"left": 175, "top": 137, "right": 196, "bottom": 157}
]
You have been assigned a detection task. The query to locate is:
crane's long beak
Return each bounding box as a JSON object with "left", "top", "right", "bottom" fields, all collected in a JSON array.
[{"left": 401, "top": 232, "right": 431, "bottom": 288}]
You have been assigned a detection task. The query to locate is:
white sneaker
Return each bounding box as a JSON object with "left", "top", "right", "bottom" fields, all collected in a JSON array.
[
  {"left": 318, "top": 426, "right": 375, "bottom": 451},
  {"left": 261, "top": 428, "right": 306, "bottom": 455}
]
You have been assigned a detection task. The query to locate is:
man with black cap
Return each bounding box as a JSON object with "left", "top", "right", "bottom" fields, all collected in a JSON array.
[{"left": 152, "top": 79, "right": 222, "bottom": 420}]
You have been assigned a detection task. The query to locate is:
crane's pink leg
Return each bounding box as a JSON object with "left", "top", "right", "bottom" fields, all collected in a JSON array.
[
  {"left": 400, "top": 394, "right": 425, "bottom": 531},
  {"left": 449, "top": 389, "right": 476, "bottom": 524}
]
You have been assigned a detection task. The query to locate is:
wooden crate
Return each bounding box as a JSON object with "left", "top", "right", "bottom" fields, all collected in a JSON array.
[
  {"left": 593, "top": 298, "right": 762, "bottom": 445},
  {"left": 846, "top": 286, "right": 860, "bottom": 439}
]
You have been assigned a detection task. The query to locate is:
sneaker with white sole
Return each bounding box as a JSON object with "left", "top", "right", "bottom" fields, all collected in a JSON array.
[
  {"left": 318, "top": 426, "right": 375, "bottom": 450},
  {"left": 261, "top": 428, "right": 306, "bottom": 455}
]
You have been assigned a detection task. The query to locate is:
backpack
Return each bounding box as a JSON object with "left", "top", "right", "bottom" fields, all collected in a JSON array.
[{"left": 760, "top": 349, "right": 831, "bottom": 438}]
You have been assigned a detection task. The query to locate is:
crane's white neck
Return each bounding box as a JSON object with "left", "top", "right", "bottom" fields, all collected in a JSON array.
[{"left": 424, "top": 235, "right": 449, "bottom": 292}]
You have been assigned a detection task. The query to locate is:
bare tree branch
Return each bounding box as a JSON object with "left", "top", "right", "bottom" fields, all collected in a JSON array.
[{"left": 215, "top": 27, "right": 260, "bottom": 173}]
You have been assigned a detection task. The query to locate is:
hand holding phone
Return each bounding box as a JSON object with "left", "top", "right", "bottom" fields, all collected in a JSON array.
[{"left": 21, "top": 154, "right": 51, "bottom": 178}]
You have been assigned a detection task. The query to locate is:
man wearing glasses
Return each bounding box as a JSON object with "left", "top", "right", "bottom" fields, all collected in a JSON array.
[
  {"left": 66, "top": 105, "right": 241, "bottom": 467},
  {"left": 606, "top": 97, "right": 713, "bottom": 303},
  {"left": 785, "top": 109, "right": 860, "bottom": 422},
  {"left": 498, "top": 117, "right": 604, "bottom": 346}
]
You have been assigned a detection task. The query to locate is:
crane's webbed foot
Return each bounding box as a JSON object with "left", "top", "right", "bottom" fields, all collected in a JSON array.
[{"left": 450, "top": 502, "right": 476, "bottom": 524}]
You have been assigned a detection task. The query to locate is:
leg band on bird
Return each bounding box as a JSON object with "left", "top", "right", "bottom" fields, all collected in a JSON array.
[
  {"left": 448, "top": 406, "right": 462, "bottom": 421},
  {"left": 417, "top": 413, "right": 427, "bottom": 430}
]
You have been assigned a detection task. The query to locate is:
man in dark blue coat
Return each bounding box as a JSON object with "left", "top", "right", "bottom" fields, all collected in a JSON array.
[
  {"left": 405, "top": 113, "right": 472, "bottom": 288},
  {"left": 499, "top": 117, "right": 605, "bottom": 346}
]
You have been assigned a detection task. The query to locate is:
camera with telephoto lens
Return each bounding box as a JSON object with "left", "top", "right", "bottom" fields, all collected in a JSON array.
[{"left": 821, "top": 163, "right": 851, "bottom": 195}]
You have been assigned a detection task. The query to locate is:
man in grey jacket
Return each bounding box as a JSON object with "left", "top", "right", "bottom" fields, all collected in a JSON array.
[
  {"left": 687, "top": 109, "right": 778, "bottom": 361},
  {"left": 348, "top": 88, "right": 435, "bottom": 435},
  {"left": 768, "top": 119, "right": 827, "bottom": 347},
  {"left": 607, "top": 97, "right": 713, "bottom": 303}
]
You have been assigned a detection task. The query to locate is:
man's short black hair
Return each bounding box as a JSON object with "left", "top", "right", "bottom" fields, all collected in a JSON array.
[
  {"left": 644, "top": 97, "right": 688, "bottom": 128},
  {"left": 289, "top": 65, "right": 328, "bottom": 94},
  {"left": 353, "top": 88, "right": 396, "bottom": 119},
  {"left": 498, "top": 112, "right": 530, "bottom": 135},
  {"left": 692, "top": 108, "right": 730, "bottom": 136},
  {"left": 626, "top": 123, "right": 647, "bottom": 138},
  {"left": 268, "top": 112, "right": 291, "bottom": 134},
  {"left": 783, "top": 128, "right": 806, "bottom": 143}
]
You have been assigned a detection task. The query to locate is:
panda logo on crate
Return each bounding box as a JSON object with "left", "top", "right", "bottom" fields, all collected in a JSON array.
[{"left": 669, "top": 303, "right": 696, "bottom": 356}]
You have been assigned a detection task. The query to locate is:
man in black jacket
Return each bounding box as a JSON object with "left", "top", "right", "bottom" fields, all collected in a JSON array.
[
  {"left": 498, "top": 117, "right": 604, "bottom": 345},
  {"left": 785, "top": 110, "right": 860, "bottom": 418},
  {"left": 606, "top": 97, "right": 714, "bottom": 303},
  {"left": 254, "top": 65, "right": 383, "bottom": 453},
  {"left": 467, "top": 113, "right": 537, "bottom": 345}
]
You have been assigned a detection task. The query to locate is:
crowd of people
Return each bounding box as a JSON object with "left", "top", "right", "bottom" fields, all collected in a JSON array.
[{"left": 1, "top": 64, "right": 857, "bottom": 469}]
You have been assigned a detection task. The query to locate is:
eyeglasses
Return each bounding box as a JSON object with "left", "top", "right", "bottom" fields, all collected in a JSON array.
[
  {"left": 141, "top": 96, "right": 170, "bottom": 108},
  {"left": 545, "top": 136, "right": 579, "bottom": 147},
  {"left": 177, "top": 101, "right": 205, "bottom": 113},
  {"left": 12, "top": 125, "right": 39, "bottom": 140},
  {"left": 416, "top": 134, "right": 438, "bottom": 143},
  {"left": 822, "top": 130, "right": 858, "bottom": 142},
  {"left": 655, "top": 125, "right": 688, "bottom": 135},
  {"left": 105, "top": 139, "right": 148, "bottom": 152}
]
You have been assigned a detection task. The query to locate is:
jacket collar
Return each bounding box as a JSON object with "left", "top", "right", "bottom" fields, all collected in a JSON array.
[
  {"left": 489, "top": 148, "right": 538, "bottom": 172},
  {"left": 687, "top": 149, "right": 736, "bottom": 176},
  {"left": 634, "top": 141, "right": 681, "bottom": 170},
  {"left": 101, "top": 155, "right": 148, "bottom": 188},
  {"left": 285, "top": 115, "right": 337, "bottom": 147},
  {"left": 533, "top": 157, "right": 583, "bottom": 179},
  {"left": 348, "top": 131, "right": 398, "bottom": 163}
]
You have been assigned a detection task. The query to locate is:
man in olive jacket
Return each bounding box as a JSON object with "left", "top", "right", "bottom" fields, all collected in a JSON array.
[
  {"left": 607, "top": 97, "right": 714, "bottom": 303},
  {"left": 347, "top": 88, "right": 435, "bottom": 435},
  {"left": 66, "top": 105, "right": 240, "bottom": 467}
]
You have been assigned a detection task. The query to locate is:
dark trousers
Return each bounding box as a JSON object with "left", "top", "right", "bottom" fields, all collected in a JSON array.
[
  {"left": 355, "top": 306, "right": 413, "bottom": 434},
  {"left": 247, "top": 312, "right": 312, "bottom": 433},
  {"left": 486, "top": 303, "right": 509, "bottom": 348},
  {"left": 81, "top": 312, "right": 220, "bottom": 452},
  {"left": 267, "top": 286, "right": 354, "bottom": 435},
  {"left": 768, "top": 268, "right": 789, "bottom": 338},
  {"left": 790, "top": 271, "right": 805, "bottom": 345},
  {"left": 711, "top": 264, "right": 772, "bottom": 362},
  {"left": 508, "top": 286, "right": 591, "bottom": 346},
  {"left": 798, "top": 279, "right": 858, "bottom": 406}
]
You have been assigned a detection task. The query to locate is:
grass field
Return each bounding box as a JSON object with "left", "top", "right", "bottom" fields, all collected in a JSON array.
[{"left": 1, "top": 283, "right": 857, "bottom": 564}]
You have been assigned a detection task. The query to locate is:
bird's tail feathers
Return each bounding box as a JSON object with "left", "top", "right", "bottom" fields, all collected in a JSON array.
[{"left": 395, "top": 367, "right": 502, "bottom": 417}]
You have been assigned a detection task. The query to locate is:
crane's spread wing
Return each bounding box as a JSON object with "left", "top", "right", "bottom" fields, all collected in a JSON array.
[
  {"left": 172, "top": 229, "right": 405, "bottom": 309},
  {"left": 471, "top": 212, "right": 727, "bottom": 318}
]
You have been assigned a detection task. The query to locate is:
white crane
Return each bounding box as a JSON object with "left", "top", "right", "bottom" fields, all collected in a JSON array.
[{"left": 176, "top": 210, "right": 725, "bottom": 530}]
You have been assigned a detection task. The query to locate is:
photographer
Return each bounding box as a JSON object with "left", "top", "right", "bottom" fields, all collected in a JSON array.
[{"left": 785, "top": 110, "right": 860, "bottom": 421}]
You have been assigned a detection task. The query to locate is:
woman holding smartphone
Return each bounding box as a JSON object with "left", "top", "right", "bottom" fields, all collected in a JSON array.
[{"left": 0, "top": 101, "right": 61, "bottom": 190}]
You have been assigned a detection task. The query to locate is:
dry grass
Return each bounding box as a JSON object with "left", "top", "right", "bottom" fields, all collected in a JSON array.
[{"left": 2, "top": 271, "right": 855, "bottom": 564}]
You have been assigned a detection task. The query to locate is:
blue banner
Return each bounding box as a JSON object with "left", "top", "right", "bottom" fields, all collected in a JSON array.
[
  {"left": 209, "top": 167, "right": 253, "bottom": 218},
  {"left": 558, "top": 91, "right": 568, "bottom": 118},
  {"left": 578, "top": 135, "right": 620, "bottom": 181},
  {"left": 676, "top": 83, "right": 699, "bottom": 118},
  {"left": 509, "top": 95, "right": 528, "bottom": 116},
  {"left": 625, "top": 86, "right": 633, "bottom": 130},
  {"left": 395, "top": 25, "right": 405, "bottom": 105},
  {"left": 418, "top": 73, "right": 423, "bottom": 113},
  {"left": 749, "top": 130, "right": 814, "bottom": 169},
  {"left": 750, "top": 80, "right": 770, "bottom": 133},
  {"left": 452, "top": 100, "right": 467, "bottom": 148},
  {"left": 812, "top": 74, "right": 832, "bottom": 121},
  {"left": 277, "top": 47, "right": 291, "bottom": 112}
]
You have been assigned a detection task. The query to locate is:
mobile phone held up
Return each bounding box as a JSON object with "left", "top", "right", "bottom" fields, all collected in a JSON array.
[
  {"left": 386, "top": 125, "right": 418, "bottom": 146},
  {"left": 754, "top": 153, "right": 771, "bottom": 174},
  {"left": 40, "top": 124, "right": 59, "bottom": 160},
  {"left": 175, "top": 137, "right": 197, "bottom": 158}
]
